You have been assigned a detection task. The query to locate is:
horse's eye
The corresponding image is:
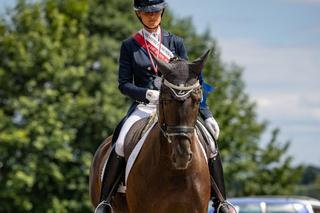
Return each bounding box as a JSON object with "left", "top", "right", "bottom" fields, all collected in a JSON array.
[{"left": 191, "top": 92, "right": 201, "bottom": 104}]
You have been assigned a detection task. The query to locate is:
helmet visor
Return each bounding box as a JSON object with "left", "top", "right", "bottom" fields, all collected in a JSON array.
[{"left": 134, "top": 2, "right": 167, "bottom": 12}]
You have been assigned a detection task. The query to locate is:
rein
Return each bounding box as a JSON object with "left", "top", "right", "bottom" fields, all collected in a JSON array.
[{"left": 159, "top": 79, "right": 201, "bottom": 143}]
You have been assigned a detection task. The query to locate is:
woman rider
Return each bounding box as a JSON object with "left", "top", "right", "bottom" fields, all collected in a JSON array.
[{"left": 95, "top": 0, "right": 234, "bottom": 212}]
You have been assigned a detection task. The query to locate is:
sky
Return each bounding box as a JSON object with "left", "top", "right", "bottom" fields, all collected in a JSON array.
[
  {"left": 1, "top": 0, "right": 319, "bottom": 166},
  {"left": 168, "top": 0, "right": 320, "bottom": 166}
]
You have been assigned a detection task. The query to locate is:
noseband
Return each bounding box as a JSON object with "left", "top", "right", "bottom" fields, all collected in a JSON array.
[{"left": 159, "top": 79, "right": 201, "bottom": 143}]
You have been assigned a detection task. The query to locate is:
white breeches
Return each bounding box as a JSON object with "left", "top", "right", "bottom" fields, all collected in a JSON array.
[{"left": 115, "top": 103, "right": 157, "bottom": 157}]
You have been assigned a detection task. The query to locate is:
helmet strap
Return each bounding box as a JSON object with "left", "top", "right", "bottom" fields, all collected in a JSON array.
[{"left": 161, "top": 9, "right": 165, "bottom": 17}]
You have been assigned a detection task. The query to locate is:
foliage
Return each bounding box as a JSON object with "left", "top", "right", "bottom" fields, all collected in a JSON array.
[
  {"left": 296, "top": 166, "right": 320, "bottom": 199},
  {"left": 0, "top": 0, "right": 126, "bottom": 212},
  {"left": 0, "top": 0, "right": 304, "bottom": 212}
]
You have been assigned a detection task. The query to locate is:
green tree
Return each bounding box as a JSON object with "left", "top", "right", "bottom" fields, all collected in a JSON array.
[
  {"left": 301, "top": 166, "right": 320, "bottom": 185},
  {"left": 0, "top": 0, "right": 125, "bottom": 212},
  {"left": 0, "top": 0, "right": 303, "bottom": 212},
  {"left": 296, "top": 166, "right": 320, "bottom": 199}
]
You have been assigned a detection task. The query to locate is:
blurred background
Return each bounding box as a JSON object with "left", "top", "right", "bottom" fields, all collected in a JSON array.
[
  {"left": 169, "top": 0, "right": 320, "bottom": 168},
  {"left": 0, "top": 0, "right": 319, "bottom": 212}
]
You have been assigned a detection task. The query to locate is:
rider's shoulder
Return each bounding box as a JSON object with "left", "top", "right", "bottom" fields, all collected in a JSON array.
[
  {"left": 120, "top": 30, "right": 184, "bottom": 48},
  {"left": 121, "top": 36, "right": 136, "bottom": 47},
  {"left": 165, "top": 30, "right": 184, "bottom": 44},
  {"left": 118, "top": 37, "right": 138, "bottom": 53}
]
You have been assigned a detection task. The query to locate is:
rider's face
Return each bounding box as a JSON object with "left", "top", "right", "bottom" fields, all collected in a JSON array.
[{"left": 137, "top": 10, "right": 163, "bottom": 31}]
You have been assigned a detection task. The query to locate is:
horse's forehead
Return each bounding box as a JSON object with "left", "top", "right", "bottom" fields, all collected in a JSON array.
[
  {"left": 166, "top": 61, "right": 192, "bottom": 83},
  {"left": 171, "top": 62, "right": 188, "bottom": 74}
]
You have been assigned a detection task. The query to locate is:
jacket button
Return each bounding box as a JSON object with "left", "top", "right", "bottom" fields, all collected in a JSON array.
[{"left": 147, "top": 67, "right": 151, "bottom": 71}]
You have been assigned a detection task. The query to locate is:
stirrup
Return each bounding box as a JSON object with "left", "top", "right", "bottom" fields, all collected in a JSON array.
[
  {"left": 94, "top": 201, "right": 113, "bottom": 213},
  {"left": 216, "top": 200, "right": 238, "bottom": 213}
]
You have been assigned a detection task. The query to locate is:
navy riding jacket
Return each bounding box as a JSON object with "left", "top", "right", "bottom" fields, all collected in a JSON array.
[{"left": 118, "top": 29, "right": 213, "bottom": 119}]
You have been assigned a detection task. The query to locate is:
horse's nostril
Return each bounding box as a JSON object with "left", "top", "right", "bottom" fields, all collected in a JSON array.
[{"left": 188, "top": 153, "right": 193, "bottom": 161}]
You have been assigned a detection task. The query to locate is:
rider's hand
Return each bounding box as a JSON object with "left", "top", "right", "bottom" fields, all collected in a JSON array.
[
  {"left": 146, "top": 89, "right": 160, "bottom": 104},
  {"left": 205, "top": 117, "right": 220, "bottom": 140}
]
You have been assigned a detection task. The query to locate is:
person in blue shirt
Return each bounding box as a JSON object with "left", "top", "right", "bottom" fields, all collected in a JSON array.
[{"left": 95, "top": 0, "right": 234, "bottom": 212}]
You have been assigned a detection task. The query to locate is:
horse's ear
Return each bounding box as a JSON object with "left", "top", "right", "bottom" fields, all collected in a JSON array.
[
  {"left": 152, "top": 56, "right": 172, "bottom": 76},
  {"left": 188, "top": 49, "right": 211, "bottom": 75}
]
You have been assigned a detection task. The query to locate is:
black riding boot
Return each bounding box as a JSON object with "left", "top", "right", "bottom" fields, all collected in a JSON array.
[
  {"left": 94, "top": 147, "right": 125, "bottom": 213},
  {"left": 209, "top": 153, "right": 236, "bottom": 213}
]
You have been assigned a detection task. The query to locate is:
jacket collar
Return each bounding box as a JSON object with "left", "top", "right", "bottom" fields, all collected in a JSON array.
[
  {"left": 132, "top": 27, "right": 171, "bottom": 50},
  {"left": 161, "top": 28, "right": 170, "bottom": 37}
]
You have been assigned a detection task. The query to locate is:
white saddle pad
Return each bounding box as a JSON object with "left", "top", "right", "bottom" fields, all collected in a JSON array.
[{"left": 125, "top": 121, "right": 157, "bottom": 184}]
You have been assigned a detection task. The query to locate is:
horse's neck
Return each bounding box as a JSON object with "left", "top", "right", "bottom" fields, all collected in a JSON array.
[{"left": 137, "top": 125, "right": 172, "bottom": 169}]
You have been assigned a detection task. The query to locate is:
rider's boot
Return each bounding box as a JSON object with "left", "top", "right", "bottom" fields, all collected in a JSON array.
[
  {"left": 209, "top": 153, "right": 237, "bottom": 213},
  {"left": 94, "top": 147, "right": 125, "bottom": 213}
]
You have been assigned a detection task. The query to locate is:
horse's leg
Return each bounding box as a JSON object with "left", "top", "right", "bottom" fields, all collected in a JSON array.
[{"left": 89, "top": 136, "right": 112, "bottom": 207}]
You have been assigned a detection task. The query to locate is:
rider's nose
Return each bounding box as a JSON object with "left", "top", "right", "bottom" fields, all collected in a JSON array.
[{"left": 148, "top": 12, "right": 156, "bottom": 17}]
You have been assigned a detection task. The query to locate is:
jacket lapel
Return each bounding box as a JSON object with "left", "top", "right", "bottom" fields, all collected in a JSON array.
[{"left": 161, "top": 29, "right": 170, "bottom": 48}]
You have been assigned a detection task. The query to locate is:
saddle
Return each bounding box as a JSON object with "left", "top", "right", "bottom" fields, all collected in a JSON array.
[
  {"left": 195, "top": 119, "right": 217, "bottom": 158},
  {"left": 123, "top": 116, "right": 156, "bottom": 161}
]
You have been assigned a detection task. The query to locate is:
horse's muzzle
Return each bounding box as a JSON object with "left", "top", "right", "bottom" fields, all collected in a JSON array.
[{"left": 171, "top": 138, "right": 193, "bottom": 170}]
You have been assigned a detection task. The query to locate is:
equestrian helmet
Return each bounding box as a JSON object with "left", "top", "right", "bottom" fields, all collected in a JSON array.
[{"left": 134, "top": 0, "right": 167, "bottom": 12}]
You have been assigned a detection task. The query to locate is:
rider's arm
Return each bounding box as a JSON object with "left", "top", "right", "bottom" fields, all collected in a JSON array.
[
  {"left": 199, "top": 73, "right": 213, "bottom": 120},
  {"left": 118, "top": 41, "right": 148, "bottom": 103}
]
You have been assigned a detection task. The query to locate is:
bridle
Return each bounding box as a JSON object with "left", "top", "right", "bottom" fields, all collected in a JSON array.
[{"left": 159, "top": 79, "right": 201, "bottom": 144}]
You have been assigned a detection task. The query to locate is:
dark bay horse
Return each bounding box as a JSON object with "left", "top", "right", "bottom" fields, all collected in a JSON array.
[{"left": 90, "top": 50, "right": 212, "bottom": 213}]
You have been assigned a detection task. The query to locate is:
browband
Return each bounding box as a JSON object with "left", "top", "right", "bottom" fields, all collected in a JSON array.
[
  {"left": 163, "top": 79, "right": 200, "bottom": 90},
  {"left": 163, "top": 79, "right": 200, "bottom": 99}
]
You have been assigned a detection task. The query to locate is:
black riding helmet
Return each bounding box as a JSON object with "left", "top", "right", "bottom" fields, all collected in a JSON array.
[
  {"left": 134, "top": 0, "right": 167, "bottom": 13},
  {"left": 134, "top": 0, "right": 167, "bottom": 29}
]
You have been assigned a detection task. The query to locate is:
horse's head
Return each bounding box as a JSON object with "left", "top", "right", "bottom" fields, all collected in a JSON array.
[{"left": 154, "top": 50, "right": 211, "bottom": 170}]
